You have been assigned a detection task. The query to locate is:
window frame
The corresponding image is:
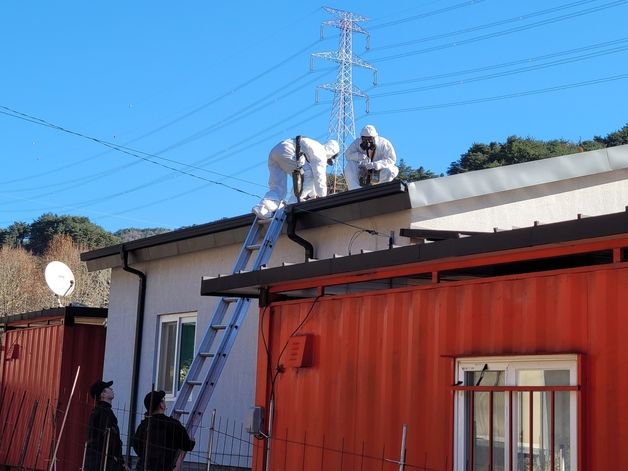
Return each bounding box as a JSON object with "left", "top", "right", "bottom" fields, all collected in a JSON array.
[
  {"left": 453, "top": 354, "right": 580, "bottom": 471},
  {"left": 155, "top": 312, "right": 197, "bottom": 399}
]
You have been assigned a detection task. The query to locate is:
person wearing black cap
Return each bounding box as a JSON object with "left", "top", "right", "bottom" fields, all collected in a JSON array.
[
  {"left": 84, "top": 380, "right": 129, "bottom": 470},
  {"left": 131, "top": 390, "right": 195, "bottom": 470}
]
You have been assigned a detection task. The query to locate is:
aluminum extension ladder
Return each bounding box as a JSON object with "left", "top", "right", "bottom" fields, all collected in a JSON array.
[{"left": 171, "top": 206, "right": 287, "bottom": 437}]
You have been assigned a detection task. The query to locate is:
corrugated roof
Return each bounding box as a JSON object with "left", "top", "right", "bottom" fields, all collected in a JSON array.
[{"left": 2, "top": 306, "right": 108, "bottom": 329}]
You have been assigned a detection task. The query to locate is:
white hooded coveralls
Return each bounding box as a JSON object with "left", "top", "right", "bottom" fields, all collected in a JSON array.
[
  {"left": 253, "top": 137, "right": 337, "bottom": 218},
  {"left": 344, "top": 125, "right": 399, "bottom": 190}
]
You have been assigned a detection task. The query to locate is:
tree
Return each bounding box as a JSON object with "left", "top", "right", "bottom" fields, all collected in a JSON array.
[
  {"left": 28, "top": 213, "right": 119, "bottom": 255},
  {"left": 0, "top": 245, "right": 49, "bottom": 316},
  {"left": 397, "top": 159, "right": 439, "bottom": 181},
  {"left": 595, "top": 123, "right": 628, "bottom": 147},
  {"left": 43, "top": 234, "right": 110, "bottom": 308},
  {"left": 447, "top": 135, "right": 607, "bottom": 175},
  {"left": 0, "top": 221, "right": 30, "bottom": 248},
  {"left": 113, "top": 227, "right": 171, "bottom": 242}
]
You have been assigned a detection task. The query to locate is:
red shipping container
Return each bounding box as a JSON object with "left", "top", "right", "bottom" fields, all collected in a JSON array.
[{"left": 0, "top": 306, "right": 107, "bottom": 470}]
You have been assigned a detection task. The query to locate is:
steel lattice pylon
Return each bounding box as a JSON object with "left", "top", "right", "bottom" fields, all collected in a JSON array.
[{"left": 311, "top": 6, "right": 377, "bottom": 191}]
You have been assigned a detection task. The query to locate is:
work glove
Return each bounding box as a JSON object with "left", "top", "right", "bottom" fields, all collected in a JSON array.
[
  {"left": 371, "top": 161, "right": 384, "bottom": 171},
  {"left": 364, "top": 161, "right": 375, "bottom": 170}
]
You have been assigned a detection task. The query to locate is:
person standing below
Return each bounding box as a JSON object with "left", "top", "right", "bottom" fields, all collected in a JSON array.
[
  {"left": 131, "top": 390, "right": 195, "bottom": 471},
  {"left": 252, "top": 136, "right": 339, "bottom": 219},
  {"left": 84, "top": 380, "right": 128, "bottom": 471},
  {"left": 344, "top": 124, "right": 399, "bottom": 190}
]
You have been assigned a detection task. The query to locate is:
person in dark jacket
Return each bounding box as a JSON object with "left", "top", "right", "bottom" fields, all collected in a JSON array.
[
  {"left": 84, "top": 380, "right": 129, "bottom": 471},
  {"left": 131, "top": 390, "right": 195, "bottom": 471}
]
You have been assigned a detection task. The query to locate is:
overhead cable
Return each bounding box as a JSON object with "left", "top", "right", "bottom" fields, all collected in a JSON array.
[{"left": 370, "top": 0, "right": 628, "bottom": 63}]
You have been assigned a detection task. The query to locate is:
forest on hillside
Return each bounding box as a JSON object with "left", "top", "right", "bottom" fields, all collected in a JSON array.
[{"left": 1, "top": 124, "right": 626, "bottom": 315}]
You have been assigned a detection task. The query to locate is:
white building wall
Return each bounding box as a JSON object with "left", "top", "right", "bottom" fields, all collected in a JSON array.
[{"left": 104, "top": 246, "right": 261, "bottom": 466}]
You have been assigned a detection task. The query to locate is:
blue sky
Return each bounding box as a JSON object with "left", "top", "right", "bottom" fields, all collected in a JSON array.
[{"left": 1, "top": 0, "right": 627, "bottom": 232}]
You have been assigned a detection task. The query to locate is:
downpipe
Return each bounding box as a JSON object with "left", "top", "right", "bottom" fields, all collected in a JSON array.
[
  {"left": 121, "top": 248, "right": 147, "bottom": 464},
  {"left": 286, "top": 206, "right": 314, "bottom": 262}
]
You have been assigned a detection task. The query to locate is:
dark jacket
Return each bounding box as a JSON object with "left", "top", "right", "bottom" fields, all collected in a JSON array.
[
  {"left": 131, "top": 414, "right": 195, "bottom": 471},
  {"left": 84, "top": 401, "right": 125, "bottom": 471}
]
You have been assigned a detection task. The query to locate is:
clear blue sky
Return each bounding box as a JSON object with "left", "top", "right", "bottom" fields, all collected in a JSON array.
[{"left": 1, "top": 0, "right": 627, "bottom": 232}]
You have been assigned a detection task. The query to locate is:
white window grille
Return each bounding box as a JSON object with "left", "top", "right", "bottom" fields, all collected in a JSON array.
[{"left": 454, "top": 355, "right": 579, "bottom": 471}]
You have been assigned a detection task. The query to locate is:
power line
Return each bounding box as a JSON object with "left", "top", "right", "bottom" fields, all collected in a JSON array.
[
  {"left": 73, "top": 106, "right": 330, "bottom": 214},
  {"left": 0, "top": 37, "right": 330, "bottom": 187},
  {"left": 375, "top": 36, "right": 628, "bottom": 87},
  {"left": 369, "top": 0, "right": 628, "bottom": 63},
  {"left": 0, "top": 106, "right": 264, "bottom": 200},
  {"left": 369, "top": 72, "right": 628, "bottom": 115},
  {"left": 372, "top": 0, "right": 597, "bottom": 50},
  {"left": 370, "top": 42, "right": 628, "bottom": 98},
  {"left": 369, "top": 0, "right": 490, "bottom": 30},
  {"left": 0, "top": 102, "right": 330, "bottom": 213}
]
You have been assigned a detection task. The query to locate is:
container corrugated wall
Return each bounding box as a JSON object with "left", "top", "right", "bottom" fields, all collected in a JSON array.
[
  {"left": 0, "top": 321, "right": 106, "bottom": 470},
  {"left": 253, "top": 264, "right": 628, "bottom": 470}
]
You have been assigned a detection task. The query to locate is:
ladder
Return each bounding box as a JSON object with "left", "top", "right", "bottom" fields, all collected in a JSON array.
[{"left": 171, "top": 206, "right": 287, "bottom": 437}]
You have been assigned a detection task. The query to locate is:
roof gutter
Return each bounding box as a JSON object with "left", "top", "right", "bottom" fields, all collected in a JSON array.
[
  {"left": 286, "top": 205, "right": 314, "bottom": 262},
  {"left": 121, "top": 247, "right": 146, "bottom": 463}
]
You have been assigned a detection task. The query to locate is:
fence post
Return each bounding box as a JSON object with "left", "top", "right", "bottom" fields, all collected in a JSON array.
[
  {"left": 206, "top": 409, "right": 216, "bottom": 471},
  {"left": 18, "top": 400, "right": 39, "bottom": 468},
  {"left": 102, "top": 428, "right": 111, "bottom": 471},
  {"left": 264, "top": 398, "right": 274, "bottom": 471},
  {"left": 81, "top": 441, "right": 88, "bottom": 471},
  {"left": 398, "top": 424, "right": 407, "bottom": 471},
  {"left": 48, "top": 366, "right": 80, "bottom": 471}
]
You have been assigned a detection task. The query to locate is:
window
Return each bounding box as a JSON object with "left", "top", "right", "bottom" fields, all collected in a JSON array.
[
  {"left": 454, "top": 355, "right": 579, "bottom": 471},
  {"left": 156, "top": 313, "right": 196, "bottom": 396}
]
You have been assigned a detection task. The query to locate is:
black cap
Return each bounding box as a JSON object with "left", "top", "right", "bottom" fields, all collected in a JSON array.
[
  {"left": 89, "top": 380, "right": 113, "bottom": 399},
  {"left": 143, "top": 390, "right": 166, "bottom": 412}
]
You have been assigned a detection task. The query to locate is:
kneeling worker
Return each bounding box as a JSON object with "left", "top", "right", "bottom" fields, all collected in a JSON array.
[
  {"left": 252, "top": 136, "right": 339, "bottom": 219},
  {"left": 344, "top": 125, "right": 399, "bottom": 190}
]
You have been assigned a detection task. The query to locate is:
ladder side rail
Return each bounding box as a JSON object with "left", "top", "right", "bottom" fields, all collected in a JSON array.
[
  {"left": 175, "top": 208, "right": 287, "bottom": 430},
  {"left": 185, "top": 297, "right": 252, "bottom": 436},
  {"left": 231, "top": 218, "right": 264, "bottom": 273},
  {"left": 249, "top": 209, "right": 287, "bottom": 269},
  {"left": 171, "top": 298, "right": 233, "bottom": 415}
]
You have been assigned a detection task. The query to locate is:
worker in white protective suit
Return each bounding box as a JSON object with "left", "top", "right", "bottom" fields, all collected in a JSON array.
[
  {"left": 252, "top": 136, "right": 340, "bottom": 219},
  {"left": 344, "top": 125, "right": 399, "bottom": 190}
]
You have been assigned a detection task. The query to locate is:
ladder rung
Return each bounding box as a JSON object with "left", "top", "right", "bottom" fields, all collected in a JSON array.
[{"left": 173, "top": 207, "right": 286, "bottom": 437}]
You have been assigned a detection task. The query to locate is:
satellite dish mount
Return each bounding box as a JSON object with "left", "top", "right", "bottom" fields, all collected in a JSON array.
[{"left": 44, "top": 261, "right": 76, "bottom": 307}]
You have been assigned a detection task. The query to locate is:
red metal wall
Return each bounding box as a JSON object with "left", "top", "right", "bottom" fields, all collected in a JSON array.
[
  {"left": 253, "top": 264, "right": 628, "bottom": 470},
  {"left": 0, "top": 322, "right": 106, "bottom": 470}
]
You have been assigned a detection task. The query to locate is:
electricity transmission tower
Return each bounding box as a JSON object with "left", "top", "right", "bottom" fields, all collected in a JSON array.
[{"left": 311, "top": 6, "right": 377, "bottom": 189}]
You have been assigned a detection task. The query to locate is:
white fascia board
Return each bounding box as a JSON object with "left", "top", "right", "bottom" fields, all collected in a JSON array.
[{"left": 407, "top": 144, "right": 628, "bottom": 208}]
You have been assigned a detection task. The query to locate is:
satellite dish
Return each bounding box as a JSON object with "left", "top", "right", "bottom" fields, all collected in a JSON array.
[{"left": 45, "top": 261, "right": 76, "bottom": 298}]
